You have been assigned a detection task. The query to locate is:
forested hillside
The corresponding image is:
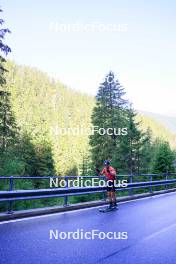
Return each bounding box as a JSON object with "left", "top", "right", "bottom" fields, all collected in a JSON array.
[
  {"left": 5, "top": 61, "right": 94, "bottom": 175},
  {"left": 136, "top": 113, "right": 176, "bottom": 149},
  {"left": 139, "top": 111, "right": 176, "bottom": 134},
  {"left": 3, "top": 61, "right": 176, "bottom": 175}
]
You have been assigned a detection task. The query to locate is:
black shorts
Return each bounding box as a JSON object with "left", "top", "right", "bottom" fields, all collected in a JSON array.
[{"left": 106, "top": 180, "right": 116, "bottom": 192}]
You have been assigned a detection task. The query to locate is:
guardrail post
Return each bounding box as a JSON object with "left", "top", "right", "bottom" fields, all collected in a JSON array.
[
  {"left": 7, "top": 176, "right": 14, "bottom": 214},
  {"left": 129, "top": 174, "right": 133, "bottom": 196},
  {"left": 149, "top": 175, "right": 153, "bottom": 193},
  {"left": 64, "top": 176, "right": 68, "bottom": 207},
  {"left": 165, "top": 173, "right": 168, "bottom": 190}
]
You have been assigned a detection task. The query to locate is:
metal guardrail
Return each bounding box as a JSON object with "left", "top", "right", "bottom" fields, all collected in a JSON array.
[{"left": 0, "top": 174, "right": 176, "bottom": 214}]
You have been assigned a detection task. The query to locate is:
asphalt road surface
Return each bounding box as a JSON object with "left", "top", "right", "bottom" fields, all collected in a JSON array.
[{"left": 1, "top": 192, "right": 176, "bottom": 264}]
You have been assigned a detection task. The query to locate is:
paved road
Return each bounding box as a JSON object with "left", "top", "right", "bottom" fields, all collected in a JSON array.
[{"left": 1, "top": 192, "right": 176, "bottom": 264}]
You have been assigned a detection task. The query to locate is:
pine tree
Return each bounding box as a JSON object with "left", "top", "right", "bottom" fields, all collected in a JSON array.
[
  {"left": 0, "top": 91, "right": 18, "bottom": 152},
  {"left": 90, "top": 71, "right": 129, "bottom": 169}
]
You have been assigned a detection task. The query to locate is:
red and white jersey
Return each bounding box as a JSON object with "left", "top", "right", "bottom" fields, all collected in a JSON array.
[{"left": 101, "top": 166, "right": 116, "bottom": 180}]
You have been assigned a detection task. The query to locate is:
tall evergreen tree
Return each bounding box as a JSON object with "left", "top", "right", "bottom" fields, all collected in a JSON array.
[
  {"left": 0, "top": 8, "right": 11, "bottom": 86},
  {"left": 90, "top": 71, "right": 129, "bottom": 169},
  {"left": 0, "top": 91, "right": 18, "bottom": 152},
  {"left": 0, "top": 9, "right": 17, "bottom": 155}
]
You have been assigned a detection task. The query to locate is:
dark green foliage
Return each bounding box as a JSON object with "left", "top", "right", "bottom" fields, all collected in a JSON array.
[
  {"left": 90, "top": 72, "right": 153, "bottom": 174},
  {"left": 0, "top": 91, "right": 18, "bottom": 153},
  {"left": 0, "top": 7, "right": 176, "bottom": 212},
  {"left": 152, "top": 141, "right": 175, "bottom": 173},
  {"left": 0, "top": 9, "right": 19, "bottom": 175},
  {"left": 15, "top": 133, "right": 38, "bottom": 176},
  {"left": 115, "top": 107, "right": 142, "bottom": 173},
  {"left": 0, "top": 8, "right": 11, "bottom": 86},
  {"left": 32, "top": 141, "right": 55, "bottom": 176},
  {"left": 3, "top": 62, "right": 175, "bottom": 178},
  {"left": 90, "top": 71, "right": 129, "bottom": 169},
  {"left": 80, "top": 154, "right": 92, "bottom": 176},
  {"left": 5, "top": 61, "right": 94, "bottom": 176}
]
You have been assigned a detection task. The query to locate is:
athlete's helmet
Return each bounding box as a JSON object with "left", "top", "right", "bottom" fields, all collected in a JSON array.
[{"left": 104, "top": 160, "right": 110, "bottom": 166}]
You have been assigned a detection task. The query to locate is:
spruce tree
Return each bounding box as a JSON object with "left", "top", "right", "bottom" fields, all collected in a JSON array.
[{"left": 90, "top": 71, "right": 129, "bottom": 169}]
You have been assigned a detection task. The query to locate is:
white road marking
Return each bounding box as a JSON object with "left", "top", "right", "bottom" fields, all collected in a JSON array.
[{"left": 144, "top": 222, "right": 176, "bottom": 241}]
